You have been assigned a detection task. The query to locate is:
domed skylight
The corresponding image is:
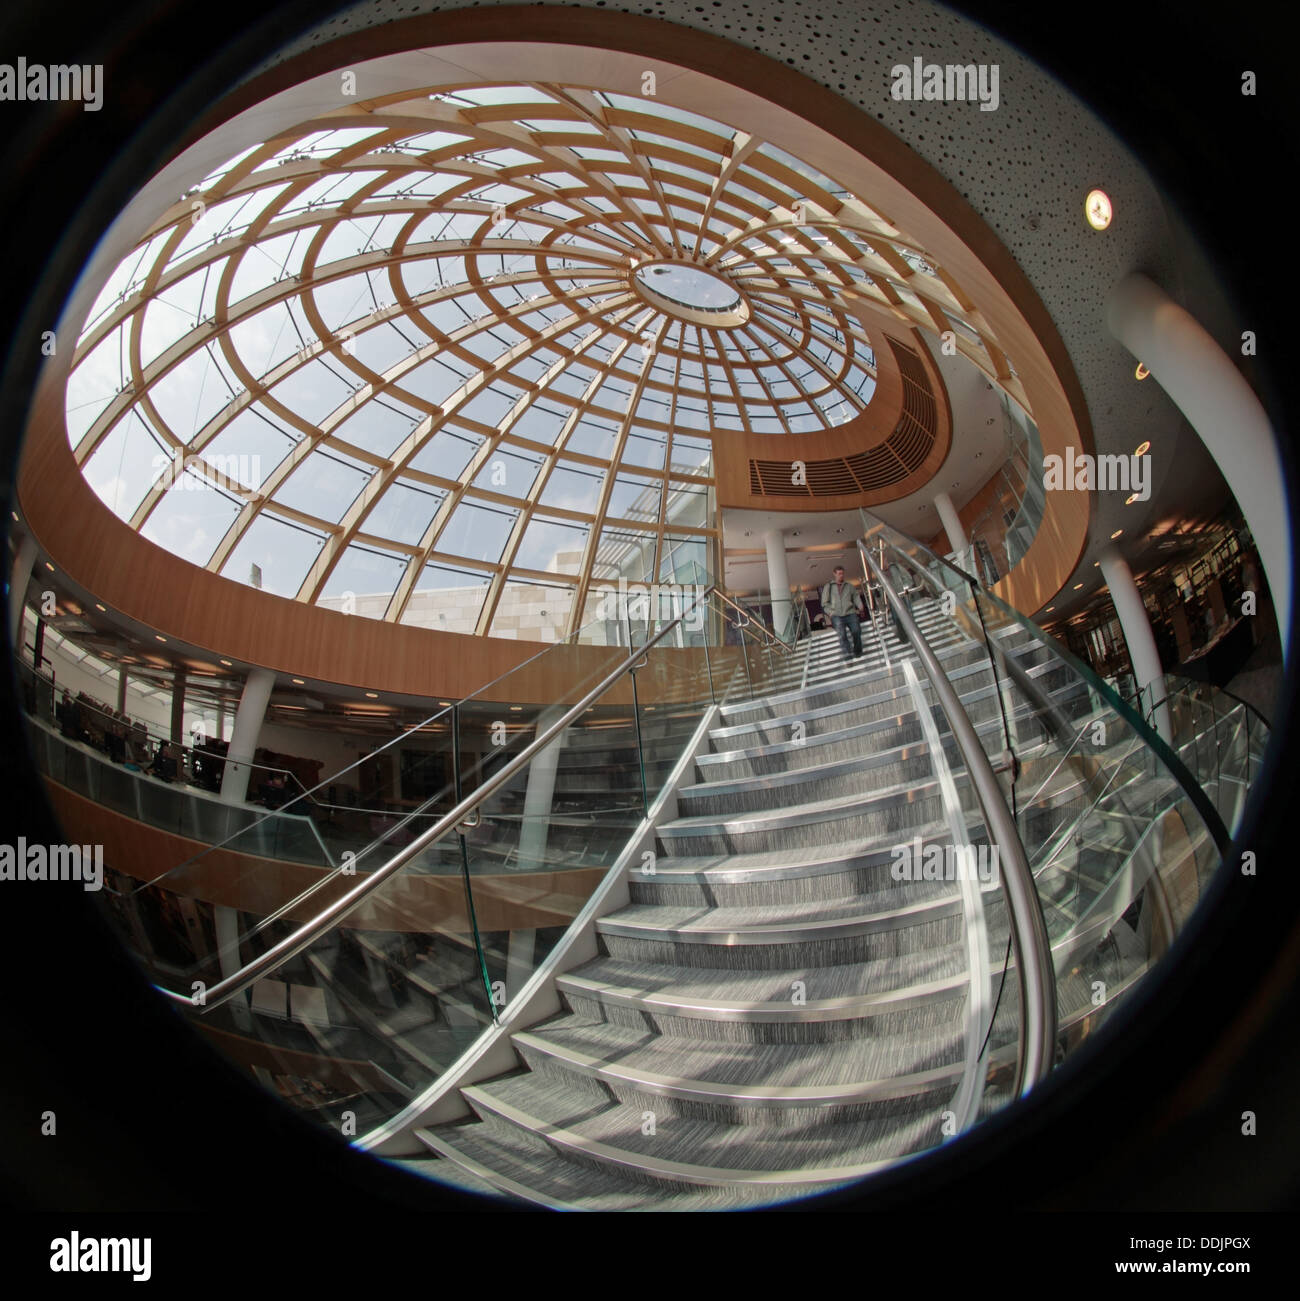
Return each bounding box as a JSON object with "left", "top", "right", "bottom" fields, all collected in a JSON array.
[{"left": 65, "top": 81, "right": 1001, "bottom": 641}]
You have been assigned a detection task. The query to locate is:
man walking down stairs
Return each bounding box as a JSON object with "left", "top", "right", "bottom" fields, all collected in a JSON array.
[{"left": 819, "top": 566, "right": 867, "bottom": 664}]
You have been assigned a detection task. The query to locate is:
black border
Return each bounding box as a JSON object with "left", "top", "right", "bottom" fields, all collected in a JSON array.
[{"left": 0, "top": 0, "right": 1296, "bottom": 1268}]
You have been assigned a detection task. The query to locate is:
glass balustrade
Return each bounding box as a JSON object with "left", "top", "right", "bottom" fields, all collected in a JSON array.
[
  {"left": 18, "top": 579, "right": 790, "bottom": 1138},
  {"left": 858, "top": 508, "right": 1233, "bottom": 1125}
]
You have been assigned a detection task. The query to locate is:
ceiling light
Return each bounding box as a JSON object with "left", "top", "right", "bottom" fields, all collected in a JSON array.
[
  {"left": 292, "top": 678, "right": 304, "bottom": 685},
  {"left": 44, "top": 561, "right": 54, "bottom": 571},
  {"left": 1085, "top": 189, "right": 1113, "bottom": 230},
  {"left": 1111, "top": 529, "right": 1123, "bottom": 539},
  {"left": 1073, "top": 583, "right": 1084, "bottom": 590},
  {"left": 365, "top": 692, "right": 378, "bottom": 698},
  {"left": 1135, "top": 362, "right": 1150, "bottom": 381},
  {"left": 1125, "top": 493, "right": 1139, "bottom": 505},
  {"left": 10, "top": 511, "right": 18, "bottom": 522},
  {"left": 1045, "top": 606, "right": 1055, "bottom": 613},
  {"left": 95, "top": 603, "right": 106, "bottom": 612},
  {"left": 1134, "top": 441, "right": 1150, "bottom": 457},
  {"left": 219, "top": 659, "right": 232, "bottom": 667},
  {"left": 155, "top": 635, "right": 167, "bottom": 642}
]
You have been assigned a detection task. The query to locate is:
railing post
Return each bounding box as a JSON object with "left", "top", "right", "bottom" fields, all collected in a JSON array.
[
  {"left": 453, "top": 702, "right": 498, "bottom": 1027},
  {"left": 629, "top": 664, "right": 649, "bottom": 815},
  {"left": 701, "top": 624, "right": 716, "bottom": 704}
]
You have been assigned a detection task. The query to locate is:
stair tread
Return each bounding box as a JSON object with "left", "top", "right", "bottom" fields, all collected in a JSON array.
[
  {"left": 517, "top": 1012, "right": 966, "bottom": 1090},
  {"left": 600, "top": 883, "right": 961, "bottom": 935},
  {"left": 560, "top": 948, "right": 969, "bottom": 1006},
  {"left": 462, "top": 1073, "right": 945, "bottom": 1179},
  {"left": 643, "top": 821, "right": 964, "bottom": 878},
  {"left": 656, "top": 772, "right": 951, "bottom": 834},
  {"left": 420, "top": 1119, "right": 792, "bottom": 1209}
]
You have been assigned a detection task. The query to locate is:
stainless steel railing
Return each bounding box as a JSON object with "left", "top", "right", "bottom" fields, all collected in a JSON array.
[
  {"left": 161, "top": 584, "right": 718, "bottom": 1014},
  {"left": 857, "top": 538, "right": 1057, "bottom": 1098}
]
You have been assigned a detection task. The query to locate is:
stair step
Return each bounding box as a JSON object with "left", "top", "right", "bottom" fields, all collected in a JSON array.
[
  {"left": 457, "top": 1074, "right": 944, "bottom": 1194},
  {"left": 598, "top": 884, "right": 961, "bottom": 947},
  {"left": 512, "top": 1013, "right": 965, "bottom": 1116},
  {"left": 556, "top": 949, "right": 968, "bottom": 1037}
]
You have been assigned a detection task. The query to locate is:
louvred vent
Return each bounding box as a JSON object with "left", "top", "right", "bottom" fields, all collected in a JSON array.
[{"left": 747, "top": 337, "right": 937, "bottom": 498}]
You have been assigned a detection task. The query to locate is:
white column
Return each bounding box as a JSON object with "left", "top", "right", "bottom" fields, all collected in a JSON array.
[
  {"left": 8, "top": 533, "right": 38, "bottom": 650},
  {"left": 169, "top": 667, "right": 186, "bottom": 744},
  {"left": 517, "top": 704, "right": 567, "bottom": 870},
  {"left": 764, "top": 528, "right": 793, "bottom": 641},
  {"left": 219, "top": 668, "right": 276, "bottom": 804},
  {"left": 505, "top": 929, "right": 536, "bottom": 1006},
  {"left": 1100, "top": 546, "right": 1172, "bottom": 744},
  {"left": 213, "top": 905, "right": 253, "bottom": 1031},
  {"left": 1107, "top": 272, "right": 1291, "bottom": 653},
  {"left": 934, "top": 491, "right": 968, "bottom": 556}
]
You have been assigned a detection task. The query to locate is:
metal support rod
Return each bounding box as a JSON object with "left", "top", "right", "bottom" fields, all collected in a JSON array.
[
  {"left": 858, "top": 540, "right": 1056, "bottom": 1095},
  {"left": 701, "top": 627, "right": 716, "bottom": 704},
  {"left": 629, "top": 668, "right": 649, "bottom": 814},
  {"left": 454, "top": 703, "right": 498, "bottom": 1026}
]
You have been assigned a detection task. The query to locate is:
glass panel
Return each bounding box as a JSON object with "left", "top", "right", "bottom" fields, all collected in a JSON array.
[
  {"left": 436, "top": 500, "right": 517, "bottom": 563},
  {"left": 363, "top": 481, "right": 445, "bottom": 546},
  {"left": 400, "top": 562, "right": 491, "bottom": 633},
  {"left": 317, "top": 544, "right": 409, "bottom": 618},
  {"left": 272, "top": 450, "right": 369, "bottom": 523},
  {"left": 218, "top": 514, "right": 326, "bottom": 597},
  {"left": 201, "top": 407, "right": 295, "bottom": 488},
  {"left": 490, "top": 579, "right": 577, "bottom": 641},
  {"left": 148, "top": 346, "right": 236, "bottom": 441},
  {"left": 138, "top": 471, "right": 242, "bottom": 565},
  {"left": 514, "top": 516, "right": 588, "bottom": 576},
  {"left": 82, "top": 411, "right": 170, "bottom": 520},
  {"left": 857, "top": 506, "right": 1230, "bottom": 1130}
]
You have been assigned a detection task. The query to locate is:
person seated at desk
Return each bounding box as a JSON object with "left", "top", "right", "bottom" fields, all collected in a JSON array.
[
  {"left": 56, "top": 691, "right": 86, "bottom": 742},
  {"left": 104, "top": 715, "right": 127, "bottom": 764},
  {"left": 257, "top": 773, "right": 290, "bottom": 809},
  {"left": 148, "top": 743, "right": 178, "bottom": 783}
]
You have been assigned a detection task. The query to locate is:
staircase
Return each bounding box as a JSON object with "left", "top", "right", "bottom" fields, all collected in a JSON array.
[{"left": 399, "top": 599, "right": 1157, "bottom": 1208}]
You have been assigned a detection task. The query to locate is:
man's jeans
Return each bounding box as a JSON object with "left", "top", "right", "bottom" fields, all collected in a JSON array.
[{"left": 831, "top": 613, "right": 863, "bottom": 660}]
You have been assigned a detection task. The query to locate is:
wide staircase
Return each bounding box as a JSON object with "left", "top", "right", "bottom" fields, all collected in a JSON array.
[
  {"left": 31, "top": 516, "right": 1245, "bottom": 1211},
  {"left": 403, "top": 585, "right": 1215, "bottom": 1208}
]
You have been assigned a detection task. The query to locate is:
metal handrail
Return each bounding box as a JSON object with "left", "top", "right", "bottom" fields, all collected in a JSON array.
[
  {"left": 858, "top": 539, "right": 1056, "bottom": 1097},
  {"left": 859, "top": 507, "right": 1231, "bottom": 857},
  {"left": 1140, "top": 678, "right": 1272, "bottom": 732},
  {"left": 161, "top": 584, "right": 718, "bottom": 1014},
  {"left": 712, "top": 588, "right": 798, "bottom": 655}
]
